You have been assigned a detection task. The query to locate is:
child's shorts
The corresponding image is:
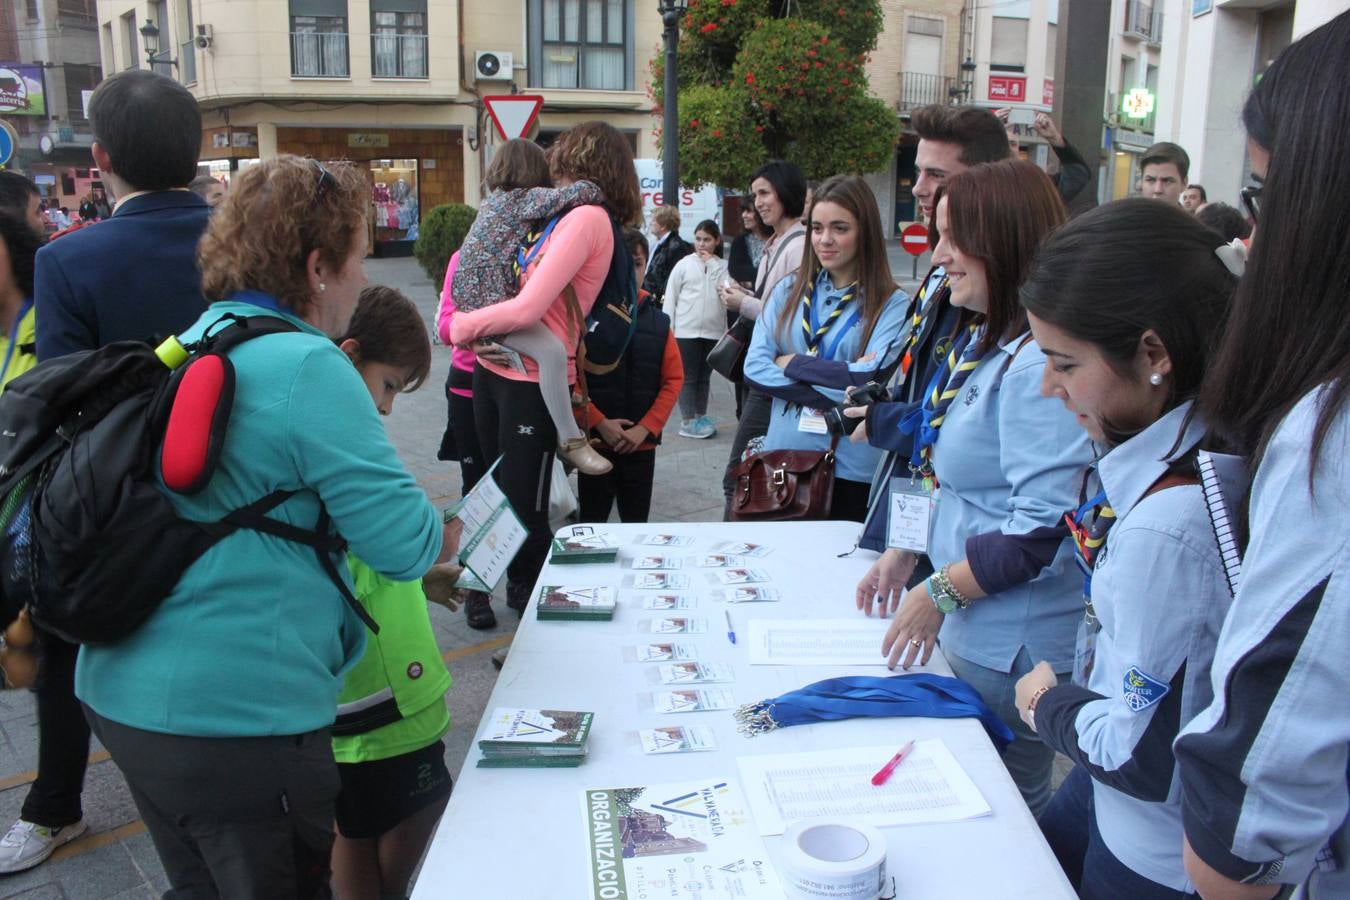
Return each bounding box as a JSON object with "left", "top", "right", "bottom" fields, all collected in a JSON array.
[{"left": 334, "top": 739, "right": 452, "bottom": 839}]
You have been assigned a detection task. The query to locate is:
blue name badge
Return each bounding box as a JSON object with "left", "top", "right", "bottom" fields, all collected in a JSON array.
[{"left": 1122, "top": 666, "right": 1170, "bottom": 713}]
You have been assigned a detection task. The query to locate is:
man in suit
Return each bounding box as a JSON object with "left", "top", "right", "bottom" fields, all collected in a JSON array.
[{"left": 0, "top": 69, "right": 210, "bottom": 876}]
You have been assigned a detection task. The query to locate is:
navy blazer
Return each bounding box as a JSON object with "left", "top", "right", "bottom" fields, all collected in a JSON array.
[{"left": 35, "top": 191, "right": 212, "bottom": 361}]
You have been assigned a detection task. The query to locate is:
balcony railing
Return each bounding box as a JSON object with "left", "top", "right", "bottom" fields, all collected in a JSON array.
[
  {"left": 897, "top": 72, "right": 957, "bottom": 113},
  {"left": 291, "top": 31, "right": 350, "bottom": 78},
  {"left": 1124, "top": 0, "right": 1163, "bottom": 43},
  {"left": 180, "top": 39, "right": 197, "bottom": 83},
  {"left": 371, "top": 33, "right": 428, "bottom": 78}
]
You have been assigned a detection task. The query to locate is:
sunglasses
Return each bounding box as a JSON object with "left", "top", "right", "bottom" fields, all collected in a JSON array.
[
  {"left": 1240, "top": 184, "right": 1261, "bottom": 222},
  {"left": 310, "top": 160, "right": 337, "bottom": 208}
]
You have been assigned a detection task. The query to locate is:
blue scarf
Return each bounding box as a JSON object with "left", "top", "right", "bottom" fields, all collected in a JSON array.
[{"left": 734, "top": 673, "right": 1016, "bottom": 749}]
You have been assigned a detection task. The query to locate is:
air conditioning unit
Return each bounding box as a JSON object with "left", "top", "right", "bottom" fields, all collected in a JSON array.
[
  {"left": 474, "top": 51, "right": 514, "bottom": 81},
  {"left": 195, "top": 23, "right": 213, "bottom": 49}
]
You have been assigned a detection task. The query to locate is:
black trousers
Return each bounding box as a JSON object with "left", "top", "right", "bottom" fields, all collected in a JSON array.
[
  {"left": 829, "top": 477, "right": 872, "bottom": 523},
  {"left": 447, "top": 382, "right": 487, "bottom": 495},
  {"left": 86, "top": 709, "right": 338, "bottom": 900},
  {"left": 21, "top": 627, "right": 89, "bottom": 828},
  {"left": 578, "top": 449, "right": 657, "bottom": 523},
  {"left": 472, "top": 365, "right": 557, "bottom": 605}
]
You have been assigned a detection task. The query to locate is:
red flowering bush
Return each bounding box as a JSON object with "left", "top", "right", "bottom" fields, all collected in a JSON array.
[{"left": 653, "top": 0, "right": 896, "bottom": 187}]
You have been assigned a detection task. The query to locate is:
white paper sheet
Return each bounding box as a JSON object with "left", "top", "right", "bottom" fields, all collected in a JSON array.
[
  {"left": 736, "top": 739, "right": 992, "bottom": 835},
  {"left": 746, "top": 618, "right": 900, "bottom": 666}
]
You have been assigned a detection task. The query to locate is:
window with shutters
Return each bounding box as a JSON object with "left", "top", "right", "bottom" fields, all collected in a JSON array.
[
  {"left": 371, "top": 0, "right": 427, "bottom": 78},
  {"left": 990, "top": 16, "right": 1028, "bottom": 72},
  {"left": 291, "top": 0, "right": 350, "bottom": 77},
  {"left": 528, "top": 0, "right": 632, "bottom": 91}
]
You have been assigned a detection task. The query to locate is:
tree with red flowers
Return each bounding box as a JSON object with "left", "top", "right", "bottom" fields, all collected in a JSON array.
[{"left": 651, "top": 0, "right": 898, "bottom": 188}]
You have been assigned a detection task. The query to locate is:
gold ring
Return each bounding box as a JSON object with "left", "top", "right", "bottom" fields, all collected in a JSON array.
[{"left": 910, "top": 638, "right": 922, "bottom": 647}]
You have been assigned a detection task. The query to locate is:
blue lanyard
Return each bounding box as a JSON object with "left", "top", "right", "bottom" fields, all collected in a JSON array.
[
  {"left": 0, "top": 298, "right": 35, "bottom": 386},
  {"left": 515, "top": 215, "right": 561, "bottom": 273}
]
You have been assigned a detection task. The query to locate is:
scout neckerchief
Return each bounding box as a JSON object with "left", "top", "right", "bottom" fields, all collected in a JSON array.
[
  {"left": 1065, "top": 471, "right": 1116, "bottom": 600},
  {"left": 897, "top": 271, "right": 950, "bottom": 381},
  {"left": 734, "top": 673, "right": 1015, "bottom": 750},
  {"left": 901, "top": 322, "right": 985, "bottom": 477},
  {"left": 800, "top": 275, "right": 858, "bottom": 357},
  {"left": 0, "top": 298, "right": 34, "bottom": 387}
]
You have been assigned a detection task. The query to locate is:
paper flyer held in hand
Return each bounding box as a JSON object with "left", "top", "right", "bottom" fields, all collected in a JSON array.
[
  {"left": 582, "top": 779, "right": 783, "bottom": 900},
  {"left": 445, "top": 459, "right": 527, "bottom": 592}
]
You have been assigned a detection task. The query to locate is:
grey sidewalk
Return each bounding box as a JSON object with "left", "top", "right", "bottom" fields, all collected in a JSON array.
[{"left": 0, "top": 251, "right": 929, "bottom": 899}]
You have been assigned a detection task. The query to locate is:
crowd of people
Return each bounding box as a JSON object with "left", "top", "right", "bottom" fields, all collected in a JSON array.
[{"left": 0, "top": 10, "right": 1346, "bottom": 899}]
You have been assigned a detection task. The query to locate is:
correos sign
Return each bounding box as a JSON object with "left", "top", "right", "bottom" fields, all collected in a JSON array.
[{"left": 635, "top": 159, "right": 721, "bottom": 237}]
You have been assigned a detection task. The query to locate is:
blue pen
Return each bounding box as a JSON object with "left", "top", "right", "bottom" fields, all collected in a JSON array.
[{"left": 724, "top": 610, "right": 737, "bottom": 645}]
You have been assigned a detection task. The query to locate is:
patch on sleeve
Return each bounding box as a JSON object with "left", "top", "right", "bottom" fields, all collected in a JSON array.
[{"left": 1122, "top": 666, "right": 1170, "bottom": 712}]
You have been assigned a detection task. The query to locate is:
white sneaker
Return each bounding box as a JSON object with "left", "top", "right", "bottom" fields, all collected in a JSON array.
[
  {"left": 677, "top": 418, "right": 700, "bottom": 438},
  {"left": 0, "top": 818, "right": 88, "bottom": 873}
]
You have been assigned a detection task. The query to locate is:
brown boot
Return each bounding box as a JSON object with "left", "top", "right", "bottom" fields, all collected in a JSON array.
[{"left": 558, "top": 437, "right": 613, "bottom": 475}]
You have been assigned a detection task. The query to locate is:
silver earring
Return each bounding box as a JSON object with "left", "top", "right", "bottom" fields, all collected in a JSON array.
[
  {"left": 1149, "top": 373, "right": 1163, "bottom": 386},
  {"left": 319, "top": 283, "right": 326, "bottom": 292}
]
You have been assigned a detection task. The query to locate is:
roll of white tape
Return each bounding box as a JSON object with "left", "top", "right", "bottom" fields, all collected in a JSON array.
[{"left": 778, "top": 818, "right": 888, "bottom": 900}]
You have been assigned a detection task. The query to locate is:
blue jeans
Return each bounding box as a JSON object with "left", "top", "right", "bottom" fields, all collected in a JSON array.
[
  {"left": 1040, "top": 766, "right": 1196, "bottom": 899},
  {"left": 944, "top": 647, "right": 1062, "bottom": 818}
]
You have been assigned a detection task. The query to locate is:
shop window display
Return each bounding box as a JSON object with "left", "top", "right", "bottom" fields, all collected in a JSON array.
[{"left": 371, "top": 158, "right": 420, "bottom": 254}]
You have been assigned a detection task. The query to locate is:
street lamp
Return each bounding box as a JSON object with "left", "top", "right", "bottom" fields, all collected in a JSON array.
[
  {"left": 658, "top": 0, "right": 689, "bottom": 211},
  {"left": 139, "top": 18, "right": 178, "bottom": 70},
  {"left": 958, "top": 55, "right": 977, "bottom": 104}
]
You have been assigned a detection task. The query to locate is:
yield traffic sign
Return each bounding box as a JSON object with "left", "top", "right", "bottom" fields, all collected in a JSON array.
[{"left": 483, "top": 95, "right": 544, "bottom": 141}]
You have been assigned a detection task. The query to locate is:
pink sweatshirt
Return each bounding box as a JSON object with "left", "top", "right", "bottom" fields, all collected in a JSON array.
[
  {"left": 448, "top": 205, "right": 613, "bottom": 383},
  {"left": 436, "top": 251, "right": 479, "bottom": 397}
]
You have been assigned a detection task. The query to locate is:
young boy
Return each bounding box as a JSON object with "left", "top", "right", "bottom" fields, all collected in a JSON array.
[
  {"left": 331, "top": 285, "right": 461, "bottom": 900},
  {"left": 575, "top": 228, "right": 684, "bottom": 523}
]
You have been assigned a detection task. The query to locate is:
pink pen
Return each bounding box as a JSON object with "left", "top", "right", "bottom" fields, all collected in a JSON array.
[{"left": 870, "top": 740, "right": 916, "bottom": 786}]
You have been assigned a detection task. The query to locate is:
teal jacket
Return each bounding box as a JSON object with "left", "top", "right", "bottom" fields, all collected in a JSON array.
[{"left": 76, "top": 299, "right": 443, "bottom": 738}]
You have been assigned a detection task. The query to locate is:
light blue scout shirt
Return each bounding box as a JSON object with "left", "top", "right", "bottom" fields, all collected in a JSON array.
[
  {"left": 1035, "top": 402, "right": 1231, "bottom": 891},
  {"left": 77, "top": 299, "right": 444, "bottom": 738},
  {"left": 742, "top": 272, "right": 909, "bottom": 484},
  {"left": 1175, "top": 388, "right": 1350, "bottom": 897},
  {"left": 927, "top": 330, "right": 1091, "bottom": 673}
]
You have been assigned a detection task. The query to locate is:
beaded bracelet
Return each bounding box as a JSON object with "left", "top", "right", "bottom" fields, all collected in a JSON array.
[{"left": 931, "top": 565, "right": 970, "bottom": 609}]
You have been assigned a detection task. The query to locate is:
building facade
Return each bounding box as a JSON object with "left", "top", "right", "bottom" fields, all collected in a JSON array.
[
  {"left": 1151, "top": 0, "right": 1345, "bottom": 210},
  {"left": 1101, "top": 0, "right": 1165, "bottom": 200},
  {"left": 863, "top": 0, "right": 964, "bottom": 234},
  {"left": 94, "top": 0, "right": 665, "bottom": 255},
  {"left": 2, "top": 0, "right": 103, "bottom": 210}
]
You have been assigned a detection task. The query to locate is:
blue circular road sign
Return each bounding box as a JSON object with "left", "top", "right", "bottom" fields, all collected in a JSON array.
[{"left": 0, "top": 121, "right": 17, "bottom": 168}]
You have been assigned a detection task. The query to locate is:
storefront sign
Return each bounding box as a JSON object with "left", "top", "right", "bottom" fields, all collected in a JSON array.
[
  {"left": 987, "top": 75, "right": 1027, "bottom": 103},
  {"left": 0, "top": 63, "right": 46, "bottom": 116},
  {"left": 1042, "top": 79, "right": 1055, "bottom": 107},
  {"left": 1122, "top": 88, "right": 1156, "bottom": 119},
  {"left": 348, "top": 133, "right": 391, "bottom": 149}
]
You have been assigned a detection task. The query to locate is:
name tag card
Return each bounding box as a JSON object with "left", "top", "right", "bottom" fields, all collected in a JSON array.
[
  {"left": 798, "top": 408, "right": 828, "bottom": 434},
  {"left": 886, "top": 478, "right": 934, "bottom": 554}
]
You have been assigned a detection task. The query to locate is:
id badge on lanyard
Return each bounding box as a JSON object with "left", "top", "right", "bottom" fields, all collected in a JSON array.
[
  {"left": 886, "top": 476, "right": 936, "bottom": 554},
  {"left": 1072, "top": 602, "right": 1101, "bottom": 687},
  {"left": 798, "top": 408, "right": 828, "bottom": 434}
]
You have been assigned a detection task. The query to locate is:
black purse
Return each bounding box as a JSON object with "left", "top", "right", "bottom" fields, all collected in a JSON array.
[{"left": 707, "top": 315, "right": 754, "bottom": 382}]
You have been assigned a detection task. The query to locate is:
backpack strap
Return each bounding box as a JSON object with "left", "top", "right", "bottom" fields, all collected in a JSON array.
[{"left": 209, "top": 489, "right": 380, "bottom": 634}]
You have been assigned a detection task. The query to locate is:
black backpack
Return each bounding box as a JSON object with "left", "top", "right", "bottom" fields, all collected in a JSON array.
[
  {"left": 0, "top": 315, "right": 376, "bottom": 645},
  {"left": 519, "top": 213, "right": 639, "bottom": 376}
]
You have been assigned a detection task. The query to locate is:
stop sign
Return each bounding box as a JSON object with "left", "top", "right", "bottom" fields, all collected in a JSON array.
[{"left": 900, "top": 223, "right": 929, "bottom": 257}]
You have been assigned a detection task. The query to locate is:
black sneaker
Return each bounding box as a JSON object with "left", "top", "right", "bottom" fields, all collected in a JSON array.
[{"left": 464, "top": 592, "right": 496, "bottom": 630}]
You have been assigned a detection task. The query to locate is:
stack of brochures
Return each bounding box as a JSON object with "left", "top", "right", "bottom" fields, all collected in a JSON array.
[
  {"left": 536, "top": 585, "right": 617, "bottom": 621},
  {"left": 477, "top": 707, "right": 594, "bottom": 768},
  {"left": 549, "top": 529, "right": 621, "bottom": 565}
]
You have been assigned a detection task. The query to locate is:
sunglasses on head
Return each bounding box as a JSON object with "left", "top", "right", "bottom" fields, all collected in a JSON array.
[{"left": 310, "top": 160, "right": 337, "bottom": 208}]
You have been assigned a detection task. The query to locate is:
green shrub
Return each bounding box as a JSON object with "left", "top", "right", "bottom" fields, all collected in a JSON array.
[{"left": 414, "top": 203, "right": 478, "bottom": 290}]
